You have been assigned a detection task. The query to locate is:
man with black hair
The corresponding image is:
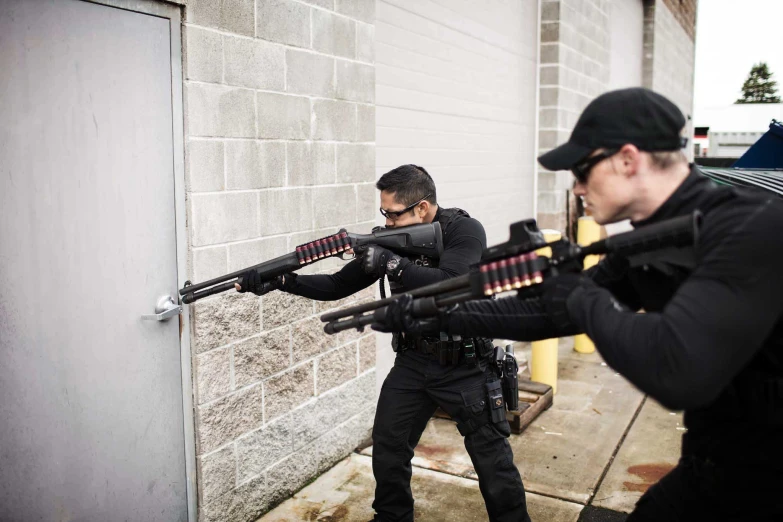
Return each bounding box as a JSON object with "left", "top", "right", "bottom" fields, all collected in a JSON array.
[
  {"left": 373, "top": 88, "right": 783, "bottom": 520},
  {"left": 238, "top": 164, "right": 530, "bottom": 522}
]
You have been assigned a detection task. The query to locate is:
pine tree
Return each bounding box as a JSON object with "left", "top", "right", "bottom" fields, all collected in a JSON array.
[{"left": 735, "top": 62, "right": 781, "bottom": 104}]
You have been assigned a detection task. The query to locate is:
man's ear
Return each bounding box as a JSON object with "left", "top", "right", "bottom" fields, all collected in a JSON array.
[
  {"left": 619, "top": 144, "right": 641, "bottom": 177},
  {"left": 417, "top": 200, "right": 430, "bottom": 218}
]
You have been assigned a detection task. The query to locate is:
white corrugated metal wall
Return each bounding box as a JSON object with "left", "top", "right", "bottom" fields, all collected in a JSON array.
[{"left": 375, "top": 0, "right": 540, "bottom": 245}]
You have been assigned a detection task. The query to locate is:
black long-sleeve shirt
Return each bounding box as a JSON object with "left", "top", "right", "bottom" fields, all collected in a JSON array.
[
  {"left": 442, "top": 168, "right": 783, "bottom": 424},
  {"left": 285, "top": 207, "right": 487, "bottom": 300}
]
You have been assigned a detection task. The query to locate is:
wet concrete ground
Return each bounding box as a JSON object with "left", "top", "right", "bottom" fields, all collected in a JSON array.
[{"left": 259, "top": 339, "right": 683, "bottom": 521}]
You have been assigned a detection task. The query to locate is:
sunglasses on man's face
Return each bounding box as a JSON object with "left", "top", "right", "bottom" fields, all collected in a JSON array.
[
  {"left": 379, "top": 194, "right": 431, "bottom": 220},
  {"left": 571, "top": 149, "right": 619, "bottom": 184}
]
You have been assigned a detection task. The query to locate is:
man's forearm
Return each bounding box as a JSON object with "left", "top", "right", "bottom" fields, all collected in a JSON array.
[
  {"left": 441, "top": 296, "right": 580, "bottom": 341},
  {"left": 286, "top": 260, "right": 376, "bottom": 301}
]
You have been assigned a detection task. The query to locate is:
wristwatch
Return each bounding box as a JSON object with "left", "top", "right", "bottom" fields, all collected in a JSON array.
[{"left": 386, "top": 256, "right": 400, "bottom": 274}]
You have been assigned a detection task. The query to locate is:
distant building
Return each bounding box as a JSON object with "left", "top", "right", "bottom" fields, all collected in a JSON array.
[{"left": 694, "top": 103, "right": 783, "bottom": 158}]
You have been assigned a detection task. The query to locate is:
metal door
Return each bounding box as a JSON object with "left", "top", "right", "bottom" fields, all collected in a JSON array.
[{"left": 0, "top": 0, "right": 193, "bottom": 520}]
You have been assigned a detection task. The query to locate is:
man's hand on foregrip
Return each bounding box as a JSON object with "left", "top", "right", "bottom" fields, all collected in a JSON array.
[
  {"left": 371, "top": 294, "right": 440, "bottom": 335},
  {"left": 235, "top": 271, "right": 285, "bottom": 296},
  {"left": 540, "top": 273, "right": 597, "bottom": 329}
]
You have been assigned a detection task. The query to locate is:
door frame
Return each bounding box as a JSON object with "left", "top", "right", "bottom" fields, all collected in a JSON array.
[{"left": 82, "top": 1, "right": 196, "bottom": 520}]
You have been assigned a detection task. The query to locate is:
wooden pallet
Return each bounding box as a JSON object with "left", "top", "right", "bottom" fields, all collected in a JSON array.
[{"left": 433, "top": 379, "right": 554, "bottom": 435}]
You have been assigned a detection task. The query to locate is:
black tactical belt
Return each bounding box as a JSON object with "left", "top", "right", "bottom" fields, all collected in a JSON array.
[{"left": 407, "top": 335, "right": 494, "bottom": 367}]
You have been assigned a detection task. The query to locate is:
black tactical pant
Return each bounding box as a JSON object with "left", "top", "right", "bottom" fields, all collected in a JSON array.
[
  {"left": 627, "top": 445, "right": 783, "bottom": 521},
  {"left": 371, "top": 349, "right": 530, "bottom": 522}
]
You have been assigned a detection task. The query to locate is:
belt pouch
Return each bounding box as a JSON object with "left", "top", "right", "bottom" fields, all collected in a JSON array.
[
  {"left": 451, "top": 334, "right": 462, "bottom": 365},
  {"left": 438, "top": 333, "right": 450, "bottom": 365},
  {"left": 462, "top": 337, "right": 476, "bottom": 368},
  {"left": 486, "top": 380, "right": 506, "bottom": 423}
]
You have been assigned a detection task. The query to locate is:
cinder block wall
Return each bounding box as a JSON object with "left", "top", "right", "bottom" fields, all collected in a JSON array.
[
  {"left": 537, "top": 0, "right": 697, "bottom": 233},
  {"left": 643, "top": 0, "right": 697, "bottom": 159},
  {"left": 537, "top": 0, "right": 612, "bottom": 233},
  {"left": 180, "top": 1, "right": 377, "bottom": 521}
]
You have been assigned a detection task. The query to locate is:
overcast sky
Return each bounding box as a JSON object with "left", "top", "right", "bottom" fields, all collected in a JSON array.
[{"left": 693, "top": 0, "right": 783, "bottom": 119}]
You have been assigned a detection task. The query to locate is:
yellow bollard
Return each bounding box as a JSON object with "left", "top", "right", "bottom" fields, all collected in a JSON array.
[
  {"left": 574, "top": 216, "right": 602, "bottom": 354},
  {"left": 531, "top": 230, "right": 562, "bottom": 393}
]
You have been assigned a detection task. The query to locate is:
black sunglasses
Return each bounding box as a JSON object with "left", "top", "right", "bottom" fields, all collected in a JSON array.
[
  {"left": 379, "top": 194, "right": 431, "bottom": 219},
  {"left": 571, "top": 149, "right": 619, "bottom": 184}
]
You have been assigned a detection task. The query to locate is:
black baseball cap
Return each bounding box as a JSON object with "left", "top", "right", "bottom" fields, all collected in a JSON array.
[{"left": 538, "top": 87, "right": 687, "bottom": 171}]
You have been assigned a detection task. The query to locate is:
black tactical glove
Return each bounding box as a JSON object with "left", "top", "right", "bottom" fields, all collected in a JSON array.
[
  {"left": 235, "top": 270, "right": 289, "bottom": 296},
  {"left": 371, "top": 293, "right": 440, "bottom": 335},
  {"left": 540, "top": 273, "right": 597, "bottom": 330},
  {"left": 361, "top": 245, "right": 408, "bottom": 281}
]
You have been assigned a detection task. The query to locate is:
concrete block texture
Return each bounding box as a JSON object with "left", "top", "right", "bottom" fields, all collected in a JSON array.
[
  {"left": 357, "top": 104, "right": 375, "bottom": 141},
  {"left": 233, "top": 327, "right": 291, "bottom": 388},
  {"left": 186, "top": 0, "right": 377, "bottom": 513},
  {"left": 197, "top": 444, "right": 236, "bottom": 505},
  {"left": 316, "top": 344, "right": 358, "bottom": 394},
  {"left": 187, "top": 0, "right": 255, "bottom": 37},
  {"left": 256, "top": 92, "right": 311, "bottom": 140},
  {"left": 225, "top": 140, "right": 285, "bottom": 190},
  {"left": 197, "top": 384, "right": 263, "bottom": 454},
  {"left": 236, "top": 414, "right": 294, "bottom": 482},
  {"left": 312, "top": 8, "right": 356, "bottom": 59},
  {"left": 356, "top": 22, "right": 374, "bottom": 63},
  {"left": 256, "top": 0, "right": 311, "bottom": 48},
  {"left": 356, "top": 182, "right": 376, "bottom": 223},
  {"left": 185, "top": 27, "right": 222, "bottom": 83},
  {"left": 192, "top": 245, "right": 228, "bottom": 284},
  {"left": 258, "top": 188, "right": 314, "bottom": 235},
  {"left": 314, "top": 185, "right": 357, "bottom": 228},
  {"left": 187, "top": 139, "right": 224, "bottom": 192},
  {"left": 537, "top": 0, "right": 613, "bottom": 230},
  {"left": 286, "top": 141, "right": 336, "bottom": 186},
  {"left": 266, "top": 443, "right": 318, "bottom": 506},
  {"left": 223, "top": 36, "right": 285, "bottom": 91},
  {"left": 358, "top": 334, "right": 375, "bottom": 373},
  {"left": 190, "top": 192, "right": 258, "bottom": 247},
  {"left": 192, "top": 292, "right": 260, "bottom": 353},
  {"left": 263, "top": 362, "right": 315, "bottom": 421},
  {"left": 263, "top": 289, "right": 314, "bottom": 330},
  {"left": 228, "top": 236, "right": 288, "bottom": 272},
  {"left": 286, "top": 49, "right": 335, "bottom": 98},
  {"left": 336, "top": 143, "right": 374, "bottom": 183},
  {"left": 335, "top": 0, "right": 375, "bottom": 23},
  {"left": 187, "top": 83, "right": 255, "bottom": 138},
  {"left": 313, "top": 99, "right": 357, "bottom": 141},
  {"left": 291, "top": 372, "right": 373, "bottom": 451},
  {"left": 291, "top": 316, "right": 335, "bottom": 364},
  {"left": 300, "top": 0, "right": 333, "bottom": 8},
  {"left": 196, "top": 346, "right": 232, "bottom": 405},
  {"left": 317, "top": 405, "right": 374, "bottom": 473},
  {"left": 200, "top": 473, "right": 270, "bottom": 522},
  {"left": 336, "top": 60, "right": 375, "bottom": 103}
]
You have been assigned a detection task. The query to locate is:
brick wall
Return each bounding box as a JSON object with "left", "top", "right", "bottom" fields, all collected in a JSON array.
[
  {"left": 181, "top": 1, "right": 377, "bottom": 520},
  {"left": 538, "top": 0, "right": 612, "bottom": 233},
  {"left": 660, "top": 0, "right": 697, "bottom": 40}
]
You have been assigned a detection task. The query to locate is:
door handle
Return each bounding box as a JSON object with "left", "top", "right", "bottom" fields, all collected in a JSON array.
[{"left": 142, "top": 295, "right": 182, "bottom": 321}]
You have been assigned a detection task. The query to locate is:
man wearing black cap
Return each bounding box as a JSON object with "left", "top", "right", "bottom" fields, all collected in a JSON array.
[{"left": 372, "top": 88, "right": 783, "bottom": 520}]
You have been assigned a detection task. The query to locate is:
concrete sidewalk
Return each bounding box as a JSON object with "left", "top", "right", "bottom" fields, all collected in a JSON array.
[{"left": 258, "top": 339, "right": 683, "bottom": 521}]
